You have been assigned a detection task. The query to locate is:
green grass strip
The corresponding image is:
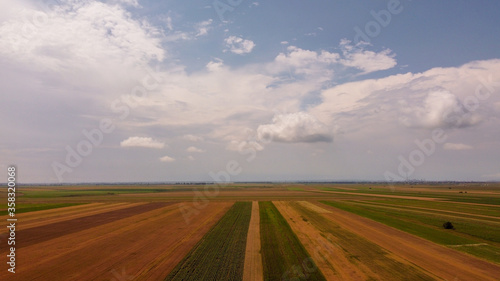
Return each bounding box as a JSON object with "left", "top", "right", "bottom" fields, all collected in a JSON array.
[
  {"left": 259, "top": 201, "right": 326, "bottom": 281},
  {"left": 0, "top": 203, "right": 85, "bottom": 216},
  {"left": 165, "top": 201, "right": 252, "bottom": 281}
]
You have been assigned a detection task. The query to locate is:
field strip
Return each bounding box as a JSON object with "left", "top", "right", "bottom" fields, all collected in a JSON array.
[
  {"left": 0, "top": 202, "right": 135, "bottom": 225},
  {"left": 0, "top": 202, "right": 115, "bottom": 225},
  {"left": 448, "top": 243, "right": 489, "bottom": 247},
  {"left": 0, "top": 202, "right": 233, "bottom": 280},
  {"left": 274, "top": 201, "right": 366, "bottom": 280},
  {"left": 297, "top": 201, "right": 331, "bottom": 213},
  {"left": 315, "top": 190, "right": 441, "bottom": 201},
  {"left": 133, "top": 202, "right": 234, "bottom": 280},
  {"left": 166, "top": 201, "right": 252, "bottom": 281},
  {"left": 5, "top": 202, "right": 145, "bottom": 233},
  {"left": 243, "top": 201, "right": 263, "bottom": 281},
  {"left": 260, "top": 201, "right": 326, "bottom": 281},
  {"left": 352, "top": 200, "right": 500, "bottom": 222},
  {"left": 15, "top": 202, "right": 170, "bottom": 249},
  {"left": 351, "top": 200, "right": 500, "bottom": 224},
  {"left": 319, "top": 202, "right": 500, "bottom": 281},
  {"left": 0, "top": 202, "right": 180, "bottom": 280}
]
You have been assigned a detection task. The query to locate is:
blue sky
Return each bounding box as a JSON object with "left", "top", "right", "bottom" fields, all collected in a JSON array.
[{"left": 1, "top": 0, "right": 500, "bottom": 183}]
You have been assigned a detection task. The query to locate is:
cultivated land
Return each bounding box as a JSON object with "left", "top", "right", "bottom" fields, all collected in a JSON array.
[
  {"left": 165, "top": 201, "right": 252, "bottom": 281},
  {"left": 0, "top": 183, "right": 499, "bottom": 280}
]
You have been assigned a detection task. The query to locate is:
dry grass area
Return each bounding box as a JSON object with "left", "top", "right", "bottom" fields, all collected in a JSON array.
[{"left": 297, "top": 200, "right": 331, "bottom": 213}]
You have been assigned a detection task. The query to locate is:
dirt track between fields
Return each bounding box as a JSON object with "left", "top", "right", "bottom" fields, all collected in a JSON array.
[
  {"left": 243, "top": 201, "right": 263, "bottom": 281},
  {"left": 319, "top": 202, "right": 500, "bottom": 281}
]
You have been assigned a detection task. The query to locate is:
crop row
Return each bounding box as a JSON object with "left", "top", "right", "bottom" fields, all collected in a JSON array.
[
  {"left": 259, "top": 201, "right": 326, "bottom": 281},
  {"left": 165, "top": 201, "right": 252, "bottom": 281}
]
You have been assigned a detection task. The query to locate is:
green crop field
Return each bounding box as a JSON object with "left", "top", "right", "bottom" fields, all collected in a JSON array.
[
  {"left": 321, "top": 200, "right": 500, "bottom": 263},
  {"left": 259, "top": 201, "right": 326, "bottom": 281},
  {"left": 165, "top": 201, "right": 252, "bottom": 281},
  {"left": 0, "top": 203, "right": 85, "bottom": 216}
]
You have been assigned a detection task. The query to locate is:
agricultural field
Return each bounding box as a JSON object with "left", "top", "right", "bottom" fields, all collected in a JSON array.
[
  {"left": 166, "top": 201, "right": 252, "bottom": 281},
  {"left": 1, "top": 183, "right": 500, "bottom": 280}
]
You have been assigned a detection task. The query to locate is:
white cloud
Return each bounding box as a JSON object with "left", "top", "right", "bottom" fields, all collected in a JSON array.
[
  {"left": 340, "top": 40, "right": 396, "bottom": 74},
  {"left": 159, "top": 155, "right": 175, "bottom": 162},
  {"left": 270, "top": 46, "right": 339, "bottom": 76},
  {"left": 182, "top": 134, "right": 204, "bottom": 142},
  {"left": 400, "top": 91, "right": 480, "bottom": 129},
  {"left": 120, "top": 137, "right": 165, "bottom": 149},
  {"left": 311, "top": 59, "right": 500, "bottom": 133},
  {"left": 109, "top": 0, "right": 140, "bottom": 7},
  {"left": 0, "top": 1, "right": 164, "bottom": 72},
  {"left": 257, "top": 112, "right": 333, "bottom": 143},
  {"left": 186, "top": 146, "right": 205, "bottom": 153},
  {"left": 224, "top": 36, "right": 255, "bottom": 55},
  {"left": 195, "top": 19, "right": 212, "bottom": 37},
  {"left": 443, "top": 143, "right": 473, "bottom": 150}
]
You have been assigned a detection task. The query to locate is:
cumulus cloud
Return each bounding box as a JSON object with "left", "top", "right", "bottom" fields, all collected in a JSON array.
[
  {"left": 257, "top": 112, "right": 333, "bottom": 143},
  {"left": 311, "top": 59, "right": 500, "bottom": 133},
  {"left": 0, "top": 1, "right": 164, "bottom": 71},
  {"left": 182, "top": 134, "right": 204, "bottom": 142},
  {"left": 400, "top": 91, "right": 480, "bottom": 129},
  {"left": 224, "top": 36, "right": 255, "bottom": 54},
  {"left": 120, "top": 137, "right": 165, "bottom": 149},
  {"left": 195, "top": 19, "right": 212, "bottom": 37},
  {"left": 340, "top": 40, "right": 396, "bottom": 74},
  {"left": 186, "top": 146, "right": 205, "bottom": 153},
  {"left": 159, "top": 155, "right": 175, "bottom": 162},
  {"left": 443, "top": 143, "right": 473, "bottom": 150},
  {"left": 270, "top": 46, "right": 339, "bottom": 76}
]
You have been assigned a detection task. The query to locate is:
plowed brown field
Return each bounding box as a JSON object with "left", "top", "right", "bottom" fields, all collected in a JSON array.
[{"left": 0, "top": 201, "right": 233, "bottom": 281}]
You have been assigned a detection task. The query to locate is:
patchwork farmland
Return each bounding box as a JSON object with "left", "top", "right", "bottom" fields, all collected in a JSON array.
[{"left": 1, "top": 183, "right": 500, "bottom": 280}]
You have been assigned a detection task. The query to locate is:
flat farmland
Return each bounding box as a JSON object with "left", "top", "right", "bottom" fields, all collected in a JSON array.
[{"left": 0, "top": 183, "right": 499, "bottom": 280}]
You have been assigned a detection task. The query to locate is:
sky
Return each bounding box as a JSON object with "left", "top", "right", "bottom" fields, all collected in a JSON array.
[{"left": 1, "top": 0, "right": 500, "bottom": 183}]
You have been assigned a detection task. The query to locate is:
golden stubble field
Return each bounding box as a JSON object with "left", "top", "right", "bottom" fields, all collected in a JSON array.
[{"left": 0, "top": 183, "right": 499, "bottom": 280}]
